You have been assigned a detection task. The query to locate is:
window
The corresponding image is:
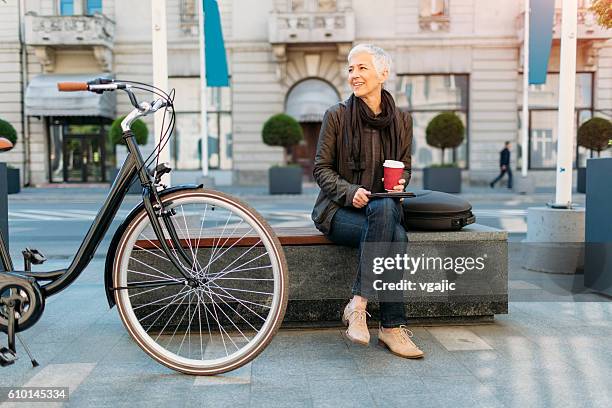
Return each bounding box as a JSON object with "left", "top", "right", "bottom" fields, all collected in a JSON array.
[
  {"left": 180, "top": 0, "right": 198, "bottom": 34},
  {"left": 206, "top": 86, "right": 233, "bottom": 169},
  {"left": 86, "top": 0, "right": 102, "bottom": 14},
  {"left": 419, "top": 0, "right": 449, "bottom": 31},
  {"left": 396, "top": 74, "right": 469, "bottom": 169},
  {"left": 290, "top": 0, "right": 336, "bottom": 12},
  {"left": 517, "top": 72, "right": 605, "bottom": 169},
  {"left": 59, "top": 0, "right": 74, "bottom": 15},
  {"left": 168, "top": 77, "right": 233, "bottom": 171},
  {"left": 419, "top": 0, "right": 448, "bottom": 17}
]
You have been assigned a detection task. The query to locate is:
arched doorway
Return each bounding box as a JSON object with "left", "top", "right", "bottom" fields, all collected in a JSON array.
[{"left": 285, "top": 78, "right": 340, "bottom": 181}]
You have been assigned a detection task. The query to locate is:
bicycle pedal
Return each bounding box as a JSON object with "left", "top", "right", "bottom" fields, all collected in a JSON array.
[
  {"left": 22, "top": 248, "right": 47, "bottom": 265},
  {"left": 0, "top": 347, "right": 17, "bottom": 366}
]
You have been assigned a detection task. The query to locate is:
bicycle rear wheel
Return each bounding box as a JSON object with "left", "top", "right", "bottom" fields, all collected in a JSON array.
[{"left": 113, "top": 189, "right": 288, "bottom": 375}]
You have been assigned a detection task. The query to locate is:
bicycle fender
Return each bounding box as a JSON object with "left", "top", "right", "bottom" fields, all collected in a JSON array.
[{"left": 104, "top": 184, "right": 203, "bottom": 308}]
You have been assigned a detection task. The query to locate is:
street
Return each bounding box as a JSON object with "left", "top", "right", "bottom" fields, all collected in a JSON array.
[{"left": 6, "top": 184, "right": 579, "bottom": 261}]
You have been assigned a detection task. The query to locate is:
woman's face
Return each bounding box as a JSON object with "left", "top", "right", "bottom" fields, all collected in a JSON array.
[{"left": 347, "top": 52, "right": 388, "bottom": 99}]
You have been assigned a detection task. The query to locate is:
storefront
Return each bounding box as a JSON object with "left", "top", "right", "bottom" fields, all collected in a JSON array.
[{"left": 25, "top": 74, "right": 116, "bottom": 183}]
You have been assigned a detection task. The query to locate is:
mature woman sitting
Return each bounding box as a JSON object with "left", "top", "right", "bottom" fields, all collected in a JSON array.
[{"left": 311, "top": 44, "right": 424, "bottom": 359}]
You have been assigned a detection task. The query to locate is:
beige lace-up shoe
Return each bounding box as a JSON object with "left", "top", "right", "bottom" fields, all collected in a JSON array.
[
  {"left": 377, "top": 325, "right": 424, "bottom": 359},
  {"left": 342, "top": 302, "right": 371, "bottom": 346}
]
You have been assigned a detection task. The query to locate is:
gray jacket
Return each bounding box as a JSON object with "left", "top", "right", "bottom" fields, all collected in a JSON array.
[{"left": 311, "top": 99, "right": 413, "bottom": 235}]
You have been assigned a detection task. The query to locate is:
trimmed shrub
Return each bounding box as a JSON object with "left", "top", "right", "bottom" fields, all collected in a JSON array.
[
  {"left": 577, "top": 117, "right": 612, "bottom": 156},
  {"left": 109, "top": 116, "right": 149, "bottom": 146},
  {"left": 0, "top": 118, "right": 17, "bottom": 148},
  {"left": 425, "top": 112, "right": 465, "bottom": 165},
  {"left": 262, "top": 113, "right": 303, "bottom": 165}
]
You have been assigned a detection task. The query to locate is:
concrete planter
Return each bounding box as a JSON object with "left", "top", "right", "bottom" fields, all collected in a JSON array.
[
  {"left": 577, "top": 167, "right": 586, "bottom": 194},
  {"left": 269, "top": 166, "right": 302, "bottom": 195},
  {"left": 584, "top": 158, "right": 612, "bottom": 296},
  {"left": 423, "top": 167, "right": 461, "bottom": 194},
  {"left": 7, "top": 167, "right": 20, "bottom": 194},
  {"left": 522, "top": 207, "right": 585, "bottom": 274}
]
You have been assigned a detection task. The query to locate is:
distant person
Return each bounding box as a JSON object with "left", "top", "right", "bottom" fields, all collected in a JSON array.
[{"left": 490, "top": 141, "right": 512, "bottom": 189}]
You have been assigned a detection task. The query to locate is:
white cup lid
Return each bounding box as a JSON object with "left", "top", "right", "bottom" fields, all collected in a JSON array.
[{"left": 383, "top": 159, "right": 404, "bottom": 169}]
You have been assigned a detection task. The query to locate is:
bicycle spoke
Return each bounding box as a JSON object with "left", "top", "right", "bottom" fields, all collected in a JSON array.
[
  {"left": 204, "top": 284, "right": 261, "bottom": 333},
  {"left": 206, "top": 280, "right": 269, "bottom": 322},
  {"left": 206, "top": 263, "right": 273, "bottom": 278},
  {"left": 132, "top": 287, "right": 191, "bottom": 311},
  {"left": 128, "top": 258, "right": 177, "bottom": 281},
  {"left": 208, "top": 250, "right": 269, "bottom": 284},
  {"left": 154, "top": 286, "right": 192, "bottom": 342},
  {"left": 128, "top": 284, "right": 168, "bottom": 299},
  {"left": 139, "top": 287, "right": 192, "bottom": 330},
  {"left": 201, "top": 286, "right": 249, "bottom": 345}
]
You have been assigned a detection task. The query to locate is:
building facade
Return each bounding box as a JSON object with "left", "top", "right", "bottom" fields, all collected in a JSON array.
[{"left": 0, "top": 0, "right": 610, "bottom": 187}]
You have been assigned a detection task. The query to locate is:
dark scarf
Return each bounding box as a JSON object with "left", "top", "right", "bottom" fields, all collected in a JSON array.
[{"left": 344, "top": 88, "right": 401, "bottom": 183}]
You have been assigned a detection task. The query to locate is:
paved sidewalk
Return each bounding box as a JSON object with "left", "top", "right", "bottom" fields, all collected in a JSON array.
[
  {"left": 2, "top": 185, "right": 605, "bottom": 408},
  {"left": 0, "top": 249, "right": 610, "bottom": 408}
]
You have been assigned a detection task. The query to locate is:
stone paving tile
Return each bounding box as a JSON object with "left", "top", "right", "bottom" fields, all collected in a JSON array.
[
  {"left": 426, "top": 326, "right": 494, "bottom": 351},
  {"left": 308, "top": 378, "right": 376, "bottom": 408},
  {"left": 184, "top": 383, "right": 251, "bottom": 408},
  {"left": 250, "top": 373, "right": 309, "bottom": 392},
  {"left": 423, "top": 375, "right": 505, "bottom": 408},
  {"left": 371, "top": 393, "right": 441, "bottom": 408},
  {"left": 303, "top": 355, "right": 362, "bottom": 380},
  {"left": 363, "top": 375, "right": 428, "bottom": 396},
  {"left": 250, "top": 388, "right": 313, "bottom": 408}
]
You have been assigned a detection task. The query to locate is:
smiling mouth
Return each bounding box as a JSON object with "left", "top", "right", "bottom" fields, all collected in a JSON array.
[{"left": 353, "top": 83, "right": 364, "bottom": 88}]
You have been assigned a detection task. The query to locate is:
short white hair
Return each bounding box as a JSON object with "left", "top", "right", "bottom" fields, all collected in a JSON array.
[{"left": 347, "top": 44, "right": 392, "bottom": 77}]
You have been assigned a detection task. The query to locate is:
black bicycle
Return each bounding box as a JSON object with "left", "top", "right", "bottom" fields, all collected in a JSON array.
[{"left": 0, "top": 79, "right": 288, "bottom": 375}]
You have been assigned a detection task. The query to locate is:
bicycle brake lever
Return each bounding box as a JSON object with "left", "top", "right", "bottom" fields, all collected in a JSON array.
[{"left": 151, "top": 99, "right": 166, "bottom": 112}]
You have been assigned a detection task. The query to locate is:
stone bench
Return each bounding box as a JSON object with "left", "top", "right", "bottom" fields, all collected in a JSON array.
[{"left": 130, "top": 223, "right": 508, "bottom": 327}]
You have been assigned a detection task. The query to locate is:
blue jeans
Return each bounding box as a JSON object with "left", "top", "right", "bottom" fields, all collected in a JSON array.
[
  {"left": 326, "top": 198, "right": 407, "bottom": 328},
  {"left": 491, "top": 167, "right": 513, "bottom": 188}
]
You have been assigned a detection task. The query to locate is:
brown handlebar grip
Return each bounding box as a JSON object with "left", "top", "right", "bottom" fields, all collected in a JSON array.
[{"left": 57, "top": 82, "right": 89, "bottom": 92}]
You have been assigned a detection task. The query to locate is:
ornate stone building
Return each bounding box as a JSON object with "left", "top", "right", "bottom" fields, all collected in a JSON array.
[{"left": 0, "top": 0, "right": 610, "bottom": 187}]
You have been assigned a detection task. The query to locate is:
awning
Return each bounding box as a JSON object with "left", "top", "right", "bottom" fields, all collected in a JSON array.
[
  {"left": 25, "top": 74, "right": 116, "bottom": 119},
  {"left": 285, "top": 78, "right": 341, "bottom": 123}
]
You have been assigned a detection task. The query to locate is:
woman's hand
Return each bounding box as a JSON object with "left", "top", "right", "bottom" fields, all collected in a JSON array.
[
  {"left": 382, "top": 178, "right": 406, "bottom": 192},
  {"left": 382, "top": 177, "right": 406, "bottom": 203},
  {"left": 352, "top": 187, "right": 371, "bottom": 208}
]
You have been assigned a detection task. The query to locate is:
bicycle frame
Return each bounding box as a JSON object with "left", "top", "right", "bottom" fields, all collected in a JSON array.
[{"left": 0, "top": 129, "right": 196, "bottom": 298}]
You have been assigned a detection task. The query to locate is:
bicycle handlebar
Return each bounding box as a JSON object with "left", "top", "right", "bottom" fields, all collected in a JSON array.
[{"left": 57, "top": 82, "right": 89, "bottom": 92}]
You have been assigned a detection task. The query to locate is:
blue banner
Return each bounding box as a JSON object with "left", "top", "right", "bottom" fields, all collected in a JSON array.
[
  {"left": 529, "top": 0, "right": 556, "bottom": 85},
  {"left": 204, "top": 0, "right": 229, "bottom": 87}
]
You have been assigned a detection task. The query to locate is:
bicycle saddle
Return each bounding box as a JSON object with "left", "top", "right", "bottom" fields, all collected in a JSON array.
[{"left": 0, "top": 137, "right": 13, "bottom": 152}]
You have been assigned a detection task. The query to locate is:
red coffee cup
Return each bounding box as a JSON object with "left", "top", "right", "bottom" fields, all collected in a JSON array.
[{"left": 383, "top": 160, "right": 405, "bottom": 190}]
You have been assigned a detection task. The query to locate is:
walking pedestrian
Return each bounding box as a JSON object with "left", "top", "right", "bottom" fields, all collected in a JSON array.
[{"left": 490, "top": 141, "right": 513, "bottom": 189}]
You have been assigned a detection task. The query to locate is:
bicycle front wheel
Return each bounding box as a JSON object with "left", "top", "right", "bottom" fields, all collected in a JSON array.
[{"left": 113, "top": 189, "right": 288, "bottom": 375}]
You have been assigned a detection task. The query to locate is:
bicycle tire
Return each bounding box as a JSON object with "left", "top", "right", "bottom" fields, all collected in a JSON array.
[{"left": 112, "top": 188, "right": 288, "bottom": 375}]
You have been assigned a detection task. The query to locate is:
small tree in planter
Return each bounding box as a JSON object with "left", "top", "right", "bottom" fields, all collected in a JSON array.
[
  {"left": 109, "top": 116, "right": 149, "bottom": 192},
  {"left": 0, "top": 118, "right": 20, "bottom": 194},
  {"left": 423, "top": 112, "right": 465, "bottom": 193},
  {"left": 576, "top": 117, "right": 612, "bottom": 193},
  {"left": 109, "top": 115, "right": 149, "bottom": 146},
  {"left": 262, "top": 113, "right": 304, "bottom": 194}
]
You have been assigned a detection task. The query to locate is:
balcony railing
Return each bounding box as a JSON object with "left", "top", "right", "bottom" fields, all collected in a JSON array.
[
  {"left": 24, "top": 13, "right": 115, "bottom": 49},
  {"left": 268, "top": 11, "right": 355, "bottom": 44},
  {"left": 516, "top": 7, "right": 610, "bottom": 41}
]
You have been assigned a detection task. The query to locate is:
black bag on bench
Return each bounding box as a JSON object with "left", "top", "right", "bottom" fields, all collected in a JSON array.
[{"left": 400, "top": 190, "right": 475, "bottom": 231}]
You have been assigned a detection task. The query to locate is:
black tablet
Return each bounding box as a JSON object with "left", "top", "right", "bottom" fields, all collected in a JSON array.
[{"left": 366, "top": 191, "right": 416, "bottom": 199}]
